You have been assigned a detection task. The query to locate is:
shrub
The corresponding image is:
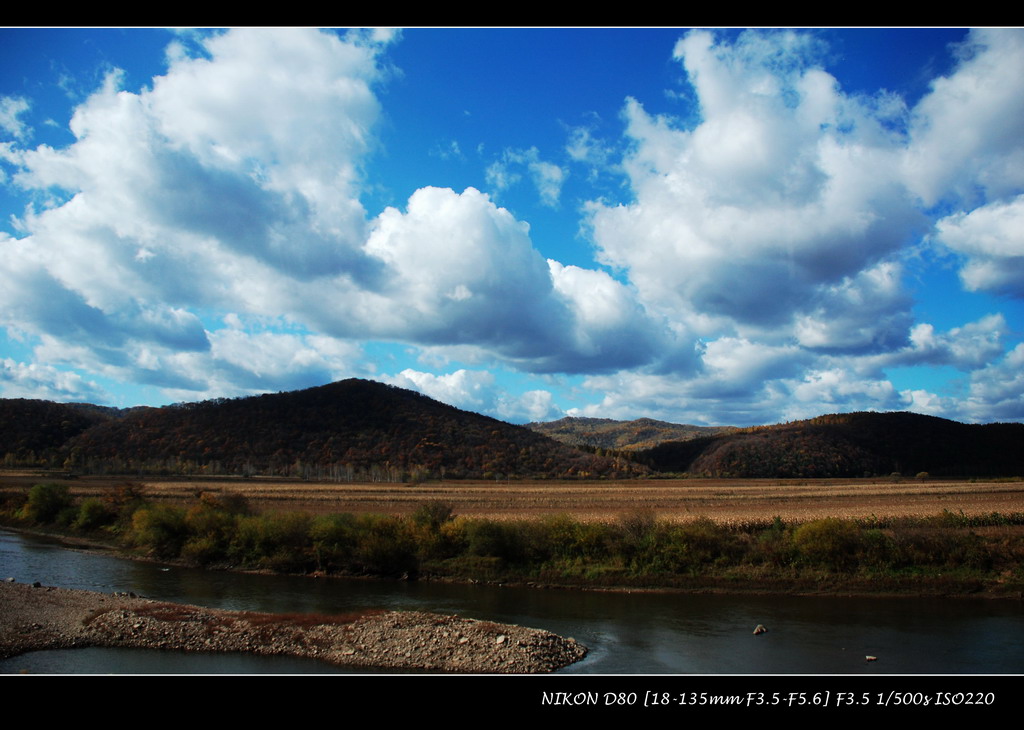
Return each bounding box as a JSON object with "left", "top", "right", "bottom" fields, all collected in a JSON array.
[
  {"left": 102, "top": 482, "right": 146, "bottom": 508},
  {"left": 465, "top": 519, "right": 527, "bottom": 564},
  {"left": 755, "top": 516, "right": 794, "bottom": 566},
  {"left": 309, "top": 513, "right": 359, "bottom": 572},
  {"left": 73, "top": 497, "right": 115, "bottom": 532},
  {"left": 860, "top": 528, "right": 895, "bottom": 569},
  {"left": 196, "top": 490, "right": 250, "bottom": 515},
  {"left": 185, "top": 503, "right": 237, "bottom": 541},
  {"left": 353, "top": 514, "right": 418, "bottom": 576},
  {"left": 127, "top": 504, "right": 188, "bottom": 559},
  {"left": 411, "top": 500, "right": 455, "bottom": 532},
  {"left": 633, "top": 519, "right": 738, "bottom": 573},
  {"left": 180, "top": 498, "right": 239, "bottom": 565},
  {"left": 675, "top": 517, "right": 741, "bottom": 565},
  {"left": 101, "top": 482, "right": 149, "bottom": 528},
  {"left": 792, "top": 518, "right": 864, "bottom": 571},
  {"left": 416, "top": 511, "right": 469, "bottom": 563},
  {"left": 538, "top": 514, "right": 611, "bottom": 562},
  {"left": 432, "top": 517, "right": 471, "bottom": 559},
  {"left": 614, "top": 508, "right": 658, "bottom": 564},
  {"left": 22, "top": 482, "right": 72, "bottom": 524},
  {"left": 619, "top": 508, "right": 656, "bottom": 544},
  {"left": 0, "top": 490, "right": 27, "bottom": 518},
  {"left": 180, "top": 535, "right": 224, "bottom": 566},
  {"left": 889, "top": 528, "right": 992, "bottom": 571},
  {"left": 229, "top": 512, "right": 313, "bottom": 572}
]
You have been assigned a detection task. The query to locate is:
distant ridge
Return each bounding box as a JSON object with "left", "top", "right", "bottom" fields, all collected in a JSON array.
[
  {"left": 527, "top": 416, "right": 738, "bottom": 451},
  {"left": 4, "top": 389, "right": 1022, "bottom": 479},
  {"left": 633, "top": 411, "right": 1024, "bottom": 478}
]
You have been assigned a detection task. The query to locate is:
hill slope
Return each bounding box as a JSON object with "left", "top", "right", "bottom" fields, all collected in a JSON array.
[
  {"left": 635, "top": 411, "right": 1024, "bottom": 478},
  {"left": 6, "top": 389, "right": 1021, "bottom": 480},
  {"left": 49, "top": 380, "right": 640, "bottom": 480},
  {"left": 0, "top": 399, "right": 120, "bottom": 467},
  {"left": 528, "top": 416, "right": 737, "bottom": 451}
]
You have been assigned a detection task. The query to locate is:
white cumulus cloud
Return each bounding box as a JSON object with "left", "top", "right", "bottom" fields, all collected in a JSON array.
[
  {"left": 0, "top": 96, "right": 31, "bottom": 141},
  {"left": 485, "top": 146, "right": 567, "bottom": 207},
  {"left": 385, "top": 368, "right": 497, "bottom": 412},
  {"left": 903, "top": 29, "right": 1024, "bottom": 208},
  {"left": 588, "top": 30, "right": 923, "bottom": 343},
  {"left": 934, "top": 195, "right": 1024, "bottom": 297},
  {"left": 1, "top": 358, "right": 108, "bottom": 402}
]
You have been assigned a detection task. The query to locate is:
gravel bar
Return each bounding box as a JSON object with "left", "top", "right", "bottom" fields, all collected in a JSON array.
[{"left": 0, "top": 579, "right": 587, "bottom": 673}]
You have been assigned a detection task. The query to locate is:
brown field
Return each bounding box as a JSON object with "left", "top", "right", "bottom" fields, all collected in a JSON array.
[{"left": 4, "top": 471, "right": 1023, "bottom": 523}]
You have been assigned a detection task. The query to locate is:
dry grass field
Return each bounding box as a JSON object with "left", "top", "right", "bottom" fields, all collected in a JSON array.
[{"left": 4, "top": 472, "right": 1022, "bottom": 523}]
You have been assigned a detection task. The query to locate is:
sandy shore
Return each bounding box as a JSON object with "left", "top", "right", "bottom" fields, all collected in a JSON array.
[{"left": 0, "top": 579, "right": 587, "bottom": 673}]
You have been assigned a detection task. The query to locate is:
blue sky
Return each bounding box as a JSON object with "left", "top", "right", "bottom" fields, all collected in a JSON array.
[{"left": 2, "top": 28, "right": 1023, "bottom": 426}]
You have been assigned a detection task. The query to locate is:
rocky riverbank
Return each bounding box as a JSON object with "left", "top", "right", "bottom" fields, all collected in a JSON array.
[{"left": 0, "top": 580, "right": 587, "bottom": 673}]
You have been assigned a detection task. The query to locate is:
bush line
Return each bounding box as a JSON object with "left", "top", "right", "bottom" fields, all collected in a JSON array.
[{"left": 3, "top": 483, "right": 1024, "bottom": 593}]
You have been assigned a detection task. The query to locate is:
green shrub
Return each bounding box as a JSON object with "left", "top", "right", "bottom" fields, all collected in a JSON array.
[
  {"left": 353, "top": 514, "right": 418, "bottom": 576},
  {"left": 755, "top": 516, "right": 794, "bottom": 566},
  {"left": 0, "top": 490, "right": 27, "bottom": 518},
  {"left": 229, "top": 512, "right": 313, "bottom": 571},
  {"left": 179, "top": 499, "right": 238, "bottom": 565},
  {"left": 465, "top": 519, "right": 526, "bottom": 564},
  {"left": 614, "top": 508, "right": 658, "bottom": 564},
  {"left": 538, "top": 514, "right": 611, "bottom": 562},
  {"left": 411, "top": 500, "right": 455, "bottom": 532},
  {"left": 73, "top": 497, "right": 115, "bottom": 532},
  {"left": 127, "top": 504, "right": 188, "bottom": 559},
  {"left": 185, "top": 503, "right": 237, "bottom": 541},
  {"left": 441, "top": 555, "right": 507, "bottom": 581},
  {"left": 22, "top": 482, "right": 72, "bottom": 524},
  {"left": 180, "top": 534, "right": 224, "bottom": 566},
  {"left": 431, "top": 516, "right": 471, "bottom": 559},
  {"left": 792, "top": 518, "right": 864, "bottom": 571},
  {"left": 309, "top": 513, "right": 359, "bottom": 572},
  {"left": 860, "top": 528, "right": 895, "bottom": 569},
  {"left": 675, "top": 517, "right": 741, "bottom": 565},
  {"left": 416, "top": 512, "right": 469, "bottom": 563}
]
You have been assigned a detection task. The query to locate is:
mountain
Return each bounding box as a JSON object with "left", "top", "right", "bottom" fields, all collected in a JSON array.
[
  {"left": 6, "top": 388, "right": 1022, "bottom": 480},
  {"left": 634, "top": 411, "right": 1024, "bottom": 478},
  {"left": 527, "top": 416, "right": 738, "bottom": 452},
  {"left": 0, "top": 399, "right": 121, "bottom": 467},
  {"left": 4, "top": 379, "right": 642, "bottom": 480}
]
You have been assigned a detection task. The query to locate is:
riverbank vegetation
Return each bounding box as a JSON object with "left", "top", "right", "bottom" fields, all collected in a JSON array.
[{"left": 3, "top": 481, "right": 1023, "bottom": 598}]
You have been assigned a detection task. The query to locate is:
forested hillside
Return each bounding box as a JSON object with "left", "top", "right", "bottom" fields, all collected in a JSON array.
[
  {"left": 5, "top": 386, "right": 1022, "bottom": 480},
  {"left": 528, "top": 416, "right": 737, "bottom": 451},
  {"left": 2, "top": 380, "right": 641, "bottom": 481},
  {"left": 0, "top": 399, "right": 119, "bottom": 467},
  {"left": 635, "top": 411, "right": 1024, "bottom": 478}
]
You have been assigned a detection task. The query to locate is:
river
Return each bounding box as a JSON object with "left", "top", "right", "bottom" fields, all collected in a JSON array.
[{"left": 2, "top": 528, "right": 1023, "bottom": 674}]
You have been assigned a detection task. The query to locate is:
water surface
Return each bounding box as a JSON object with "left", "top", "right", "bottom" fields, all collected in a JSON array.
[{"left": 3, "top": 529, "right": 1022, "bottom": 674}]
